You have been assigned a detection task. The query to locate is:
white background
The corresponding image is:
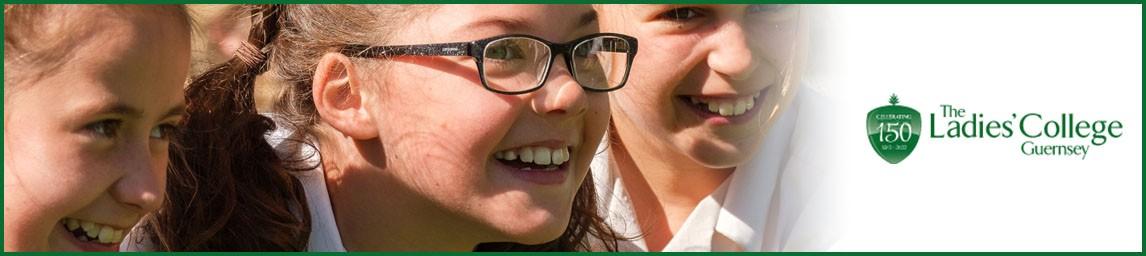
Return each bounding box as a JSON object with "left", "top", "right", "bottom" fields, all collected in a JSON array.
[{"left": 819, "top": 5, "right": 1142, "bottom": 251}]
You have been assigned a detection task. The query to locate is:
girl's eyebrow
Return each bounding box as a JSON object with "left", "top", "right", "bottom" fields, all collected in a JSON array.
[
  {"left": 72, "top": 100, "right": 185, "bottom": 123},
  {"left": 465, "top": 17, "right": 534, "bottom": 34},
  {"left": 161, "top": 105, "right": 185, "bottom": 120},
  {"left": 575, "top": 11, "right": 597, "bottom": 28},
  {"left": 462, "top": 10, "right": 596, "bottom": 36},
  {"left": 78, "top": 102, "right": 143, "bottom": 119}
]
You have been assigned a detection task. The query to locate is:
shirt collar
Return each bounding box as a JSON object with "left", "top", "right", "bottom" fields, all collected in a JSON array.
[
  {"left": 266, "top": 116, "right": 347, "bottom": 252},
  {"left": 590, "top": 99, "right": 799, "bottom": 251},
  {"left": 714, "top": 99, "right": 798, "bottom": 251}
]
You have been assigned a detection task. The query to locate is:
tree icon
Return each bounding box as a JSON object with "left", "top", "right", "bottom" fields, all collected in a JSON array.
[{"left": 867, "top": 93, "right": 920, "bottom": 164}]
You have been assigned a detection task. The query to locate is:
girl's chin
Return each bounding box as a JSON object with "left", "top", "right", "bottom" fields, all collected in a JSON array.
[
  {"left": 682, "top": 140, "right": 758, "bottom": 168},
  {"left": 499, "top": 222, "right": 569, "bottom": 245},
  {"left": 490, "top": 209, "right": 570, "bottom": 245}
]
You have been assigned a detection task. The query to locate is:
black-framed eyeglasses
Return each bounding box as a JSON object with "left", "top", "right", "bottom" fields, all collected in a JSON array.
[{"left": 341, "top": 33, "right": 638, "bottom": 95}]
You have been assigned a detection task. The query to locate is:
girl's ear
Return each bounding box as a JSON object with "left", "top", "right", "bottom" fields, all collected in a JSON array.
[{"left": 312, "top": 52, "right": 377, "bottom": 140}]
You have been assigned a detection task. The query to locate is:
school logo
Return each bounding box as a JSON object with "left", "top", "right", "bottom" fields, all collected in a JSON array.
[{"left": 867, "top": 94, "right": 921, "bottom": 164}]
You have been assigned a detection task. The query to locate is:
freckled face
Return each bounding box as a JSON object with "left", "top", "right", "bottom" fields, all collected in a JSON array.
[{"left": 353, "top": 5, "right": 611, "bottom": 244}]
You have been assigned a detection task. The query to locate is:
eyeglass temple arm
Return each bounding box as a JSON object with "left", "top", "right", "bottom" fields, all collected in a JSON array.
[{"left": 341, "top": 42, "right": 472, "bottom": 58}]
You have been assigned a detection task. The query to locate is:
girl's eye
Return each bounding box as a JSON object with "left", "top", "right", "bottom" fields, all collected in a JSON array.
[
  {"left": 486, "top": 44, "right": 525, "bottom": 61},
  {"left": 149, "top": 124, "right": 178, "bottom": 140},
  {"left": 660, "top": 7, "right": 703, "bottom": 22},
  {"left": 85, "top": 120, "right": 123, "bottom": 139}
]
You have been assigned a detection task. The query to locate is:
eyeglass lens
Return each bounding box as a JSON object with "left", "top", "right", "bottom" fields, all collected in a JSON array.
[{"left": 481, "top": 35, "right": 631, "bottom": 93}]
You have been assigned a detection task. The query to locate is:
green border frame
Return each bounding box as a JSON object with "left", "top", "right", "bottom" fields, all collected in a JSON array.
[
  {"left": 0, "top": 0, "right": 1143, "bottom": 4},
  {"left": 0, "top": 2, "right": 1141, "bottom": 254}
]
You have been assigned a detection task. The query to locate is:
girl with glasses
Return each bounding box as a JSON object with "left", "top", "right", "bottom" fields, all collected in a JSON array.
[{"left": 130, "top": 4, "right": 634, "bottom": 251}]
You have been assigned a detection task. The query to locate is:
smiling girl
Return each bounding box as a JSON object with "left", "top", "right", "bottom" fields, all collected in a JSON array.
[
  {"left": 132, "top": 5, "right": 633, "bottom": 251},
  {"left": 592, "top": 4, "right": 830, "bottom": 251},
  {"left": 4, "top": 5, "right": 191, "bottom": 252}
]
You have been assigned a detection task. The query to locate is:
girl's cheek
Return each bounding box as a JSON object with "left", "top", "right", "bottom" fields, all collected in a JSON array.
[{"left": 588, "top": 96, "right": 611, "bottom": 122}]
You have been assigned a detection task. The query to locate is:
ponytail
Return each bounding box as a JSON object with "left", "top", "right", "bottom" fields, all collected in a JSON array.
[{"left": 141, "top": 5, "right": 312, "bottom": 251}]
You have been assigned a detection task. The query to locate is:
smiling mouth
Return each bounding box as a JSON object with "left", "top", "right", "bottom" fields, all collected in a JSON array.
[
  {"left": 494, "top": 146, "right": 572, "bottom": 171},
  {"left": 61, "top": 218, "right": 126, "bottom": 244},
  {"left": 681, "top": 93, "right": 761, "bottom": 117}
]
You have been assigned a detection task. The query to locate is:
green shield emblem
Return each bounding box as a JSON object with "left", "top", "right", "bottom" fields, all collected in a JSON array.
[{"left": 866, "top": 94, "right": 921, "bottom": 164}]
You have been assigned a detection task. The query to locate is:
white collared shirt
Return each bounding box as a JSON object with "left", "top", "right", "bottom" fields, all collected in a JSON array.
[
  {"left": 264, "top": 120, "right": 347, "bottom": 252},
  {"left": 288, "top": 159, "right": 347, "bottom": 252},
  {"left": 590, "top": 87, "right": 836, "bottom": 252}
]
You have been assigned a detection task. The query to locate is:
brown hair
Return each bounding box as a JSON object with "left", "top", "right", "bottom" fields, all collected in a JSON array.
[
  {"left": 3, "top": 4, "right": 190, "bottom": 91},
  {"left": 142, "top": 4, "right": 621, "bottom": 251}
]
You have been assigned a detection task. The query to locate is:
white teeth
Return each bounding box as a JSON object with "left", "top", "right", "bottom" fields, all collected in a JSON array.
[
  {"left": 534, "top": 148, "right": 552, "bottom": 165},
  {"left": 734, "top": 100, "right": 748, "bottom": 115},
  {"left": 113, "top": 230, "right": 123, "bottom": 243},
  {"left": 62, "top": 218, "right": 126, "bottom": 244},
  {"left": 98, "top": 226, "right": 114, "bottom": 243},
  {"left": 65, "top": 218, "right": 80, "bottom": 230},
  {"left": 520, "top": 149, "right": 534, "bottom": 163},
  {"left": 83, "top": 221, "right": 99, "bottom": 238},
  {"left": 494, "top": 146, "right": 571, "bottom": 168},
  {"left": 718, "top": 102, "right": 734, "bottom": 116},
  {"left": 689, "top": 95, "right": 758, "bottom": 117},
  {"left": 553, "top": 148, "right": 567, "bottom": 165}
]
